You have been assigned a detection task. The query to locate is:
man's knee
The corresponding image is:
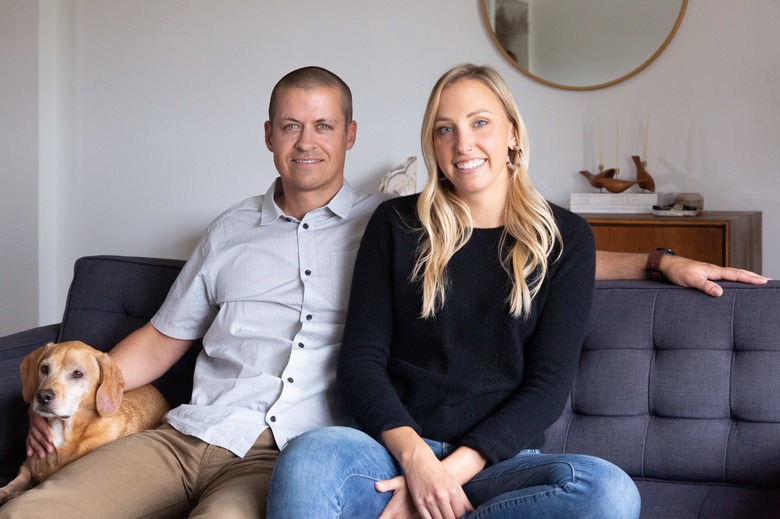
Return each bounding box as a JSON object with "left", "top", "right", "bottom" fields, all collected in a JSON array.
[
  {"left": 574, "top": 455, "right": 641, "bottom": 519},
  {"left": 0, "top": 487, "right": 73, "bottom": 519}
]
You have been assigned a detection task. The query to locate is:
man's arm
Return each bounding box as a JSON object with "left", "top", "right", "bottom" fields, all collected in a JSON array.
[
  {"left": 108, "top": 322, "right": 195, "bottom": 391},
  {"left": 595, "top": 250, "right": 768, "bottom": 297}
]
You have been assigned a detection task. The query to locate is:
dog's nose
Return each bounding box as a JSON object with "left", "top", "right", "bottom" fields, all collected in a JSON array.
[{"left": 36, "top": 388, "right": 55, "bottom": 405}]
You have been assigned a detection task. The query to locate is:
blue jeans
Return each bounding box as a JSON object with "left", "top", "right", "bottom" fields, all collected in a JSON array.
[{"left": 267, "top": 426, "right": 640, "bottom": 518}]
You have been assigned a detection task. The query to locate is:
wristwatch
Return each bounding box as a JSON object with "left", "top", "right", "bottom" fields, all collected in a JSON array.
[{"left": 646, "top": 248, "right": 676, "bottom": 281}]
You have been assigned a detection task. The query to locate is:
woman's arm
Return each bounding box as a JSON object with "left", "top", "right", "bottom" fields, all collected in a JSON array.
[{"left": 338, "top": 201, "right": 422, "bottom": 439}]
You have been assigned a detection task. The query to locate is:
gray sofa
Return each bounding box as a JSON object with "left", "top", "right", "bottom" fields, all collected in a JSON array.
[{"left": 1, "top": 255, "right": 779, "bottom": 518}]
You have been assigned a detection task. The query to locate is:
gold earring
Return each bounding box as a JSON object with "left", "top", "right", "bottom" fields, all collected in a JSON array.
[{"left": 507, "top": 145, "right": 524, "bottom": 171}]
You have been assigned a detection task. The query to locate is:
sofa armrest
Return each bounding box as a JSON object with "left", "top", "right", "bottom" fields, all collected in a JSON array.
[
  {"left": 0, "top": 323, "right": 61, "bottom": 484},
  {"left": 0, "top": 323, "right": 61, "bottom": 361}
]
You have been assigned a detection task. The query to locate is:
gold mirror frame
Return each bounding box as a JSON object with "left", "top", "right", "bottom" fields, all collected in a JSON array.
[{"left": 480, "top": 0, "right": 688, "bottom": 91}]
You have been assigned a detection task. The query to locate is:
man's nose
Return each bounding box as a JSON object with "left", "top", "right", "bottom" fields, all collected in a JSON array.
[{"left": 295, "top": 126, "right": 317, "bottom": 150}]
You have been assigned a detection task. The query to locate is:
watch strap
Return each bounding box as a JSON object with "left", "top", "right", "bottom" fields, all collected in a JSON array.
[{"left": 646, "top": 248, "right": 676, "bottom": 281}]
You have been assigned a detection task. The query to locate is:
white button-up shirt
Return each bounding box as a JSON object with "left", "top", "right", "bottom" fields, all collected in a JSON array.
[{"left": 151, "top": 179, "right": 384, "bottom": 456}]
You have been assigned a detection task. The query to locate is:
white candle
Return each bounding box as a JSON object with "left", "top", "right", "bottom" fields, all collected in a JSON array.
[
  {"left": 598, "top": 118, "right": 603, "bottom": 166},
  {"left": 616, "top": 118, "right": 620, "bottom": 173}
]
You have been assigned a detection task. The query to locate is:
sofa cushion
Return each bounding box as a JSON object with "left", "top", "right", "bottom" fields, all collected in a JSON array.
[{"left": 635, "top": 479, "right": 780, "bottom": 519}]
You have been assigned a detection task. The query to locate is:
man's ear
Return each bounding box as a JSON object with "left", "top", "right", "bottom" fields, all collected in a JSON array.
[
  {"left": 264, "top": 120, "right": 274, "bottom": 151},
  {"left": 346, "top": 119, "right": 357, "bottom": 150}
]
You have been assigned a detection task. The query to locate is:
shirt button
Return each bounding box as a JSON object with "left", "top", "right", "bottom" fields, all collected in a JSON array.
[
  {"left": 306, "top": 314, "right": 313, "bottom": 321},
  {"left": 269, "top": 416, "right": 277, "bottom": 423},
  {"left": 305, "top": 269, "right": 311, "bottom": 276},
  {"left": 298, "top": 342, "right": 304, "bottom": 348},
  {"left": 302, "top": 223, "right": 309, "bottom": 229},
  {"left": 287, "top": 377, "right": 294, "bottom": 383},
  {"left": 285, "top": 217, "right": 292, "bottom": 222}
]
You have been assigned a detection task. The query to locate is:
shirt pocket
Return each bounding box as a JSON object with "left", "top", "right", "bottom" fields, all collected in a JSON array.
[{"left": 330, "top": 251, "right": 357, "bottom": 308}]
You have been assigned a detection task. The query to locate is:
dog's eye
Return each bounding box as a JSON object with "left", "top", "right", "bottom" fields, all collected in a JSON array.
[
  {"left": 72, "top": 370, "right": 84, "bottom": 379},
  {"left": 40, "top": 365, "right": 50, "bottom": 375}
]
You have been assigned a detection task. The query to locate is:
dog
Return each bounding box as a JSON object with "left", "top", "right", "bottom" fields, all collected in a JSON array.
[{"left": 0, "top": 341, "right": 169, "bottom": 504}]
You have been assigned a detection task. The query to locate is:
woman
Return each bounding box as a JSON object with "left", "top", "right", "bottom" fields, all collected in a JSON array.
[{"left": 267, "top": 64, "right": 640, "bottom": 519}]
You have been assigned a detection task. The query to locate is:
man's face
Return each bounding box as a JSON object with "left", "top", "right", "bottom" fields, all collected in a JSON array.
[{"left": 265, "top": 86, "right": 356, "bottom": 203}]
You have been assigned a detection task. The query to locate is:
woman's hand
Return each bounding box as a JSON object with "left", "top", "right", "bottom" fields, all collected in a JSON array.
[
  {"left": 375, "top": 475, "right": 419, "bottom": 519},
  {"left": 26, "top": 409, "right": 53, "bottom": 458},
  {"left": 380, "top": 427, "right": 474, "bottom": 519},
  {"left": 376, "top": 459, "right": 472, "bottom": 519}
]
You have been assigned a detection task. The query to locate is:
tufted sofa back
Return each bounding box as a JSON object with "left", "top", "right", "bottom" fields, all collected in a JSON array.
[{"left": 543, "top": 280, "right": 780, "bottom": 516}]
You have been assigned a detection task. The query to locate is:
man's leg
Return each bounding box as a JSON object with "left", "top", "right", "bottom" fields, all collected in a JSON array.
[
  {"left": 267, "top": 426, "right": 399, "bottom": 518},
  {"left": 462, "top": 451, "right": 641, "bottom": 519},
  {"left": 188, "top": 429, "right": 279, "bottom": 519},
  {"left": 0, "top": 424, "right": 202, "bottom": 519}
]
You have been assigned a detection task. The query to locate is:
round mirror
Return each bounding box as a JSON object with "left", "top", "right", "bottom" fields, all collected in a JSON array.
[{"left": 480, "top": 0, "right": 687, "bottom": 91}]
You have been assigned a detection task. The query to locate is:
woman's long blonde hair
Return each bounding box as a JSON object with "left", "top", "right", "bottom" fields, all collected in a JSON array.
[{"left": 414, "top": 64, "right": 561, "bottom": 319}]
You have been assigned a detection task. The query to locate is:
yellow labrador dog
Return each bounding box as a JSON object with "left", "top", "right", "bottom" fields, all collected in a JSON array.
[{"left": 0, "top": 341, "right": 169, "bottom": 504}]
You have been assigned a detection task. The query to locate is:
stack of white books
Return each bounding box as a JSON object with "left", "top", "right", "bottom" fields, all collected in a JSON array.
[{"left": 570, "top": 192, "right": 674, "bottom": 214}]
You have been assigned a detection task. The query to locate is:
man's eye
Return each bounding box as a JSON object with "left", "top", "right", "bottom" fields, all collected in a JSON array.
[
  {"left": 283, "top": 124, "right": 300, "bottom": 131},
  {"left": 317, "top": 124, "right": 332, "bottom": 130}
]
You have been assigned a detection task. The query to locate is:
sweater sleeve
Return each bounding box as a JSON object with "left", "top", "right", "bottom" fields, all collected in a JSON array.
[
  {"left": 337, "top": 199, "right": 422, "bottom": 439},
  {"left": 459, "top": 209, "right": 596, "bottom": 464}
]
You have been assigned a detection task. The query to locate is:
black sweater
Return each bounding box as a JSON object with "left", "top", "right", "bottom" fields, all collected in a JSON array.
[{"left": 337, "top": 194, "right": 595, "bottom": 465}]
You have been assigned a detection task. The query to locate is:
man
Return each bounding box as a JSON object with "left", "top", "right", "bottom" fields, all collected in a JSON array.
[{"left": 5, "top": 66, "right": 766, "bottom": 518}]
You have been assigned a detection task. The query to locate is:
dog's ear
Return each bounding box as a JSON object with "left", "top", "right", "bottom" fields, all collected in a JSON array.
[
  {"left": 20, "top": 343, "right": 55, "bottom": 403},
  {"left": 95, "top": 352, "right": 126, "bottom": 416}
]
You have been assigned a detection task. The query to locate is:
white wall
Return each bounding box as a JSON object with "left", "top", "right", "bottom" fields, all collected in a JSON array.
[
  {"left": 2, "top": 0, "right": 779, "bottom": 335},
  {"left": 0, "top": 1, "right": 39, "bottom": 334}
]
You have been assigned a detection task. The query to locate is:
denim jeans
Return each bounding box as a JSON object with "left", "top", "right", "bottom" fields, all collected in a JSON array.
[{"left": 267, "top": 426, "right": 640, "bottom": 518}]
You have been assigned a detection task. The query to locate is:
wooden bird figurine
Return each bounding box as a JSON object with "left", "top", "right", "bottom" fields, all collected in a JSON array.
[
  {"left": 580, "top": 167, "right": 639, "bottom": 193},
  {"left": 632, "top": 155, "right": 656, "bottom": 192},
  {"left": 579, "top": 167, "right": 617, "bottom": 188}
]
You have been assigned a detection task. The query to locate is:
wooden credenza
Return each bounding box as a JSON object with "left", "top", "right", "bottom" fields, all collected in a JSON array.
[{"left": 579, "top": 211, "right": 762, "bottom": 274}]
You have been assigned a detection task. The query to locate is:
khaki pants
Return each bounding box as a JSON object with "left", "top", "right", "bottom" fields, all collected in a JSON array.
[{"left": 0, "top": 424, "right": 279, "bottom": 519}]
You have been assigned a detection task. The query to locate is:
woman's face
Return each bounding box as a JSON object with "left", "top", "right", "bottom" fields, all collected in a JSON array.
[{"left": 432, "top": 78, "right": 516, "bottom": 204}]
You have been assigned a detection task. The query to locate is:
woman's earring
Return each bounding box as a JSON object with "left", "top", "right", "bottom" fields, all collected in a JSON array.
[{"left": 507, "top": 145, "right": 524, "bottom": 171}]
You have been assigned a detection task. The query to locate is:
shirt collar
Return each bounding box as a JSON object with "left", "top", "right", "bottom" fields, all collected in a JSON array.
[{"left": 260, "top": 177, "right": 358, "bottom": 225}]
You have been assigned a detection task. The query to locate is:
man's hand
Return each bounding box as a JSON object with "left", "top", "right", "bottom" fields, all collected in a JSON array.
[
  {"left": 26, "top": 410, "right": 53, "bottom": 458},
  {"left": 661, "top": 255, "right": 769, "bottom": 297},
  {"left": 595, "top": 250, "right": 769, "bottom": 297}
]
